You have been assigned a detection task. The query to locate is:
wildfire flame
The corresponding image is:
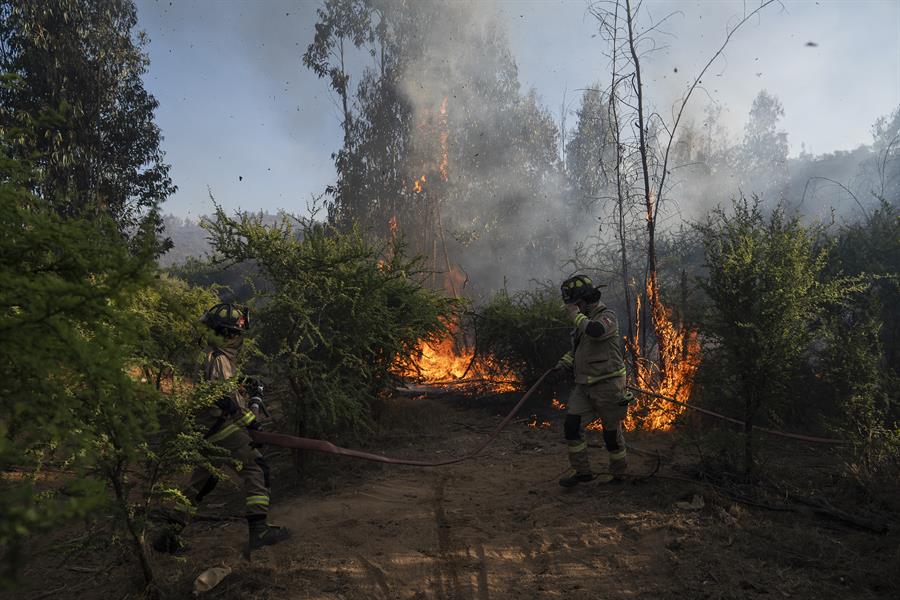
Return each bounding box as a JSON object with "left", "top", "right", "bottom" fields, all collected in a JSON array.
[
  {"left": 439, "top": 97, "right": 449, "bottom": 182},
  {"left": 397, "top": 96, "right": 518, "bottom": 395},
  {"left": 389, "top": 215, "right": 398, "bottom": 240},
  {"left": 623, "top": 273, "right": 701, "bottom": 430},
  {"left": 527, "top": 414, "right": 552, "bottom": 429},
  {"left": 395, "top": 317, "right": 520, "bottom": 394}
]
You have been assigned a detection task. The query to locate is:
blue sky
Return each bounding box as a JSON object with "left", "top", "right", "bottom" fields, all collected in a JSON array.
[{"left": 135, "top": 0, "right": 900, "bottom": 218}]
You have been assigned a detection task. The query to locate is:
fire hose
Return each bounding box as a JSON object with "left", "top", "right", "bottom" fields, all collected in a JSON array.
[
  {"left": 627, "top": 386, "right": 847, "bottom": 445},
  {"left": 246, "top": 370, "right": 845, "bottom": 467},
  {"left": 248, "top": 370, "right": 552, "bottom": 466}
]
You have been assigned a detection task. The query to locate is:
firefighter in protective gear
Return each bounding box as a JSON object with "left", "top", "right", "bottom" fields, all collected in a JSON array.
[
  {"left": 154, "top": 303, "right": 290, "bottom": 553},
  {"left": 555, "top": 275, "right": 629, "bottom": 487}
]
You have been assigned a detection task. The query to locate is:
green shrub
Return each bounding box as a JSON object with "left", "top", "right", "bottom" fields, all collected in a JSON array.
[
  {"left": 694, "top": 196, "right": 864, "bottom": 476},
  {"left": 474, "top": 286, "right": 571, "bottom": 399},
  {"left": 202, "top": 208, "right": 457, "bottom": 450},
  {"left": 0, "top": 150, "right": 215, "bottom": 588},
  {"left": 819, "top": 207, "right": 900, "bottom": 496}
]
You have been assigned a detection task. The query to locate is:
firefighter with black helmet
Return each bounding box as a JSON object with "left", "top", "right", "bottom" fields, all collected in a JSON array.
[
  {"left": 555, "top": 275, "right": 629, "bottom": 487},
  {"left": 154, "top": 303, "right": 290, "bottom": 553}
]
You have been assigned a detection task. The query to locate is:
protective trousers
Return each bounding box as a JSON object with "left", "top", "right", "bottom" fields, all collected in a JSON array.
[
  {"left": 179, "top": 411, "right": 271, "bottom": 519},
  {"left": 564, "top": 379, "right": 628, "bottom": 478}
]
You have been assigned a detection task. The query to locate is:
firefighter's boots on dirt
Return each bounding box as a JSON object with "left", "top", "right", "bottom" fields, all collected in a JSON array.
[
  {"left": 558, "top": 470, "right": 596, "bottom": 487},
  {"left": 559, "top": 439, "right": 595, "bottom": 487},
  {"left": 604, "top": 427, "right": 627, "bottom": 482},
  {"left": 247, "top": 515, "right": 292, "bottom": 551},
  {"left": 150, "top": 507, "right": 191, "bottom": 554}
]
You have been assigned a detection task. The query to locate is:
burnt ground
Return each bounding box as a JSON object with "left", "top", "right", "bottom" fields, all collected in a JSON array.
[{"left": 10, "top": 392, "right": 900, "bottom": 600}]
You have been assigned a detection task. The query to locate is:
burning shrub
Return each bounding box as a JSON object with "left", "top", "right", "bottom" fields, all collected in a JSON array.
[
  {"left": 202, "top": 208, "right": 457, "bottom": 449},
  {"left": 474, "top": 286, "right": 571, "bottom": 392}
]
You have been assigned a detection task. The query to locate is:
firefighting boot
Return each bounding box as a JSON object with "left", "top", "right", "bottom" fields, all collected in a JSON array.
[
  {"left": 559, "top": 440, "right": 595, "bottom": 487},
  {"left": 602, "top": 428, "right": 628, "bottom": 483},
  {"left": 152, "top": 525, "right": 187, "bottom": 554},
  {"left": 247, "top": 515, "right": 292, "bottom": 551},
  {"left": 149, "top": 503, "right": 194, "bottom": 554}
]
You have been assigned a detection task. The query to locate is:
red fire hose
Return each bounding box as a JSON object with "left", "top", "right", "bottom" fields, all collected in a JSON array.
[
  {"left": 248, "top": 370, "right": 551, "bottom": 466},
  {"left": 627, "top": 386, "right": 847, "bottom": 445},
  {"left": 248, "top": 371, "right": 845, "bottom": 465}
]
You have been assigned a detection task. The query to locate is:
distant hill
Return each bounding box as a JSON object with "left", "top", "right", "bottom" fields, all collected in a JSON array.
[
  {"left": 159, "top": 212, "right": 288, "bottom": 268},
  {"left": 159, "top": 215, "right": 211, "bottom": 268}
]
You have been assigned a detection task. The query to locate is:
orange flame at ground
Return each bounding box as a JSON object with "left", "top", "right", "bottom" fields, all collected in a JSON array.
[
  {"left": 527, "top": 415, "right": 552, "bottom": 429},
  {"left": 551, "top": 398, "right": 567, "bottom": 411},
  {"left": 395, "top": 318, "right": 520, "bottom": 394}
]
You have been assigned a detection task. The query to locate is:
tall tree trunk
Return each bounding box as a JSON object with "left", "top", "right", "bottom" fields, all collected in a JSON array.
[
  {"left": 680, "top": 269, "right": 688, "bottom": 360},
  {"left": 626, "top": 0, "right": 658, "bottom": 366},
  {"left": 608, "top": 0, "right": 635, "bottom": 373},
  {"left": 110, "top": 461, "right": 154, "bottom": 586},
  {"left": 339, "top": 38, "right": 352, "bottom": 153}
]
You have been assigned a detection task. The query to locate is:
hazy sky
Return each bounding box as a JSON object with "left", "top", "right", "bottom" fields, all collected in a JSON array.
[{"left": 134, "top": 0, "right": 900, "bottom": 218}]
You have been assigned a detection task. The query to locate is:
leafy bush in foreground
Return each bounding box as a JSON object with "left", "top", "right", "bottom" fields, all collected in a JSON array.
[
  {"left": 203, "top": 208, "right": 458, "bottom": 450},
  {"left": 0, "top": 150, "right": 217, "bottom": 588},
  {"left": 695, "top": 196, "right": 865, "bottom": 476}
]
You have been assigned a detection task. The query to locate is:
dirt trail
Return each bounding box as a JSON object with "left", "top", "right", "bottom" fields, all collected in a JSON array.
[
  {"left": 16, "top": 394, "right": 898, "bottom": 600},
  {"left": 238, "top": 433, "right": 677, "bottom": 600},
  {"left": 155, "top": 394, "right": 894, "bottom": 600}
]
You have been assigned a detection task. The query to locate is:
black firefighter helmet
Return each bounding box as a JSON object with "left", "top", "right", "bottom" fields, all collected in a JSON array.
[
  {"left": 201, "top": 303, "right": 250, "bottom": 335},
  {"left": 560, "top": 275, "right": 603, "bottom": 304}
]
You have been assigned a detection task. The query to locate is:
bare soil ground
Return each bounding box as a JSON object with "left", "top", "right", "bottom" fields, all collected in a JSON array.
[{"left": 11, "top": 393, "right": 899, "bottom": 600}]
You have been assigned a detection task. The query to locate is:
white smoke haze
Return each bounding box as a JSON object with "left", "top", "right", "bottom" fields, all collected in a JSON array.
[
  {"left": 390, "top": 1, "right": 587, "bottom": 297},
  {"left": 139, "top": 0, "right": 899, "bottom": 294},
  {"left": 383, "top": 0, "right": 895, "bottom": 299}
]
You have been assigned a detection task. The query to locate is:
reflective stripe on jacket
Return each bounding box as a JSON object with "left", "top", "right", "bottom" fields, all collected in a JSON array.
[{"left": 571, "top": 302, "right": 626, "bottom": 385}]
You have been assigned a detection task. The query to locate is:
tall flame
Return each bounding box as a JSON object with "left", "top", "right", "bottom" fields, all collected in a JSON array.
[{"left": 623, "top": 273, "right": 701, "bottom": 430}]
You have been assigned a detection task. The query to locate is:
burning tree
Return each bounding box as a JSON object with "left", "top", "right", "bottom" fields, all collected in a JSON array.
[
  {"left": 305, "top": 1, "right": 567, "bottom": 296},
  {"left": 584, "top": 0, "right": 779, "bottom": 428},
  {"left": 304, "top": 1, "right": 569, "bottom": 392}
]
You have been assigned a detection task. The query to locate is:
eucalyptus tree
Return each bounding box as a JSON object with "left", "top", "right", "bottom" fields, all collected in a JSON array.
[{"left": 0, "top": 0, "right": 174, "bottom": 247}]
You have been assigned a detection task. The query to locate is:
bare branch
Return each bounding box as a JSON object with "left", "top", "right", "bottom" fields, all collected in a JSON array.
[
  {"left": 801, "top": 177, "right": 869, "bottom": 220},
  {"left": 654, "top": 0, "right": 781, "bottom": 218}
]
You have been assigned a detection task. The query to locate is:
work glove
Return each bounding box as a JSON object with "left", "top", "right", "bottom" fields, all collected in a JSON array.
[
  {"left": 617, "top": 390, "right": 635, "bottom": 407},
  {"left": 214, "top": 394, "right": 240, "bottom": 415},
  {"left": 550, "top": 362, "right": 571, "bottom": 379}
]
